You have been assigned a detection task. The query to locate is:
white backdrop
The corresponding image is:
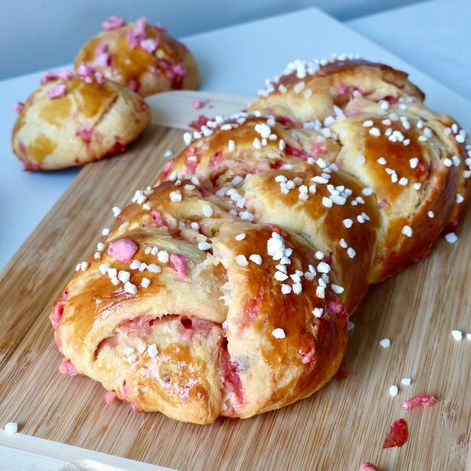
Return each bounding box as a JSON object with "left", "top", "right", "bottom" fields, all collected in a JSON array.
[{"left": 1, "top": 0, "right": 421, "bottom": 79}]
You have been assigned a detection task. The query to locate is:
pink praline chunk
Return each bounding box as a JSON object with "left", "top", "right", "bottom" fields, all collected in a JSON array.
[
  {"left": 102, "top": 16, "right": 125, "bottom": 31},
  {"left": 59, "top": 359, "right": 78, "bottom": 376},
  {"left": 107, "top": 238, "right": 138, "bottom": 263},
  {"left": 47, "top": 84, "right": 67, "bottom": 99}
]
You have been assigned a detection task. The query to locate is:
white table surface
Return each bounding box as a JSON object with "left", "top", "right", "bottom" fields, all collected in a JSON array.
[
  {"left": 348, "top": 0, "right": 471, "bottom": 102},
  {"left": 1, "top": 4, "right": 470, "bottom": 270}
]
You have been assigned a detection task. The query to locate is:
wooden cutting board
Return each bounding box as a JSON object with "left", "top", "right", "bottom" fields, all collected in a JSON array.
[{"left": 1, "top": 91, "right": 470, "bottom": 471}]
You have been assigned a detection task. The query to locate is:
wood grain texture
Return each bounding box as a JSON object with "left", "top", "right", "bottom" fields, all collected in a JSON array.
[{"left": 1, "top": 95, "right": 471, "bottom": 471}]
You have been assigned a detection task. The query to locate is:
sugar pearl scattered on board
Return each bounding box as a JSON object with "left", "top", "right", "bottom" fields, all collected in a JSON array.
[
  {"left": 4, "top": 422, "right": 18, "bottom": 435},
  {"left": 451, "top": 330, "right": 463, "bottom": 341}
]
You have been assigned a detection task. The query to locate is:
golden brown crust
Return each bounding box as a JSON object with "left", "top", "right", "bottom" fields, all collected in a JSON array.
[
  {"left": 50, "top": 58, "right": 470, "bottom": 424},
  {"left": 52, "top": 180, "right": 348, "bottom": 423},
  {"left": 12, "top": 72, "right": 151, "bottom": 171},
  {"left": 249, "top": 57, "right": 425, "bottom": 124},
  {"left": 155, "top": 117, "right": 377, "bottom": 313},
  {"left": 74, "top": 18, "right": 199, "bottom": 97},
  {"left": 330, "top": 101, "right": 469, "bottom": 281}
]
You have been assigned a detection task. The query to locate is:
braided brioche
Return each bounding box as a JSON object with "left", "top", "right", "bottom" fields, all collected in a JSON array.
[{"left": 51, "top": 57, "right": 470, "bottom": 424}]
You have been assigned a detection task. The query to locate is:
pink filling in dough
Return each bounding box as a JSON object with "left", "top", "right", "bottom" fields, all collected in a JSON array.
[
  {"left": 76, "top": 128, "right": 93, "bottom": 142},
  {"left": 220, "top": 346, "right": 244, "bottom": 405},
  {"left": 51, "top": 303, "right": 64, "bottom": 330},
  {"left": 151, "top": 210, "right": 164, "bottom": 226},
  {"left": 51, "top": 291, "right": 68, "bottom": 330},
  {"left": 210, "top": 151, "right": 223, "bottom": 166},
  {"left": 311, "top": 142, "right": 326, "bottom": 156},
  {"left": 169, "top": 253, "right": 188, "bottom": 279},
  {"left": 301, "top": 335, "right": 316, "bottom": 364},
  {"left": 161, "top": 159, "right": 175, "bottom": 179},
  {"left": 119, "top": 314, "right": 155, "bottom": 336},
  {"left": 185, "top": 157, "right": 198, "bottom": 175},
  {"left": 285, "top": 144, "right": 310, "bottom": 161}
]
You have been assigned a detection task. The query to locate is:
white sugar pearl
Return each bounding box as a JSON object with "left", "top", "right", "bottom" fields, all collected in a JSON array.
[
  {"left": 157, "top": 251, "right": 169, "bottom": 263},
  {"left": 331, "top": 284, "right": 344, "bottom": 294},
  {"left": 169, "top": 191, "right": 182, "bottom": 202},
  {"left": 379, "top": 338, "right": 391, "bottom": 348},
  {"left": 198, "top": 241, "right": 212, "bottom": 251},
  {"left": 281, "top": 284, "right": 292, "bottom": 294},
  {"left": 118, "top": 270, "right": 130, "bottom": 283},
  {"left": 343, "top": 219, "right": 353, "bottom": 228},
  {"left": 401, "top": 378, "right": 412, "bottom": 386},
  {"left": 202, "top": 205, "right": 213, "bottom": 217},
  {"left": 147, "top": 344, "right": 158, "bottom": 358},
  {"left": 445, "top": 232, "right": 458, "bottom": 244},
  {"left": 347, "top": 247, "right": 356, "bottom": 259},
  {"left": 236, "top": 255, "right": 248, "bottom": 267},
  {"left": 130, "top": 260, "right": 141, "bottom": 270},
  {"left": 292, "top": 282, "right": 302, "bottom": 295},
  {"left": 275, "top": 271, "right": 289, "bottom": 281},
  {"left": 389, "top": 385, "right": 399, "bottom": 397},
  {"left": 272, "top": 328, "right": 286, "bottom": 339},
  {"left": 137, "top": 342, "right": 146, "bottom": 354},
  {"left": 451, "top": 329, "right": 463, "bottom": 341},
  {"left": 317, "top": 262, "right": 330, "bottom": 273},
  {"left": 249, "top": 254, "right": 263, "bottom": 265},
  {"left": 124, "top": 282, "right": 137, "bottom": 295},
  {"left": 4, "top": 422, "right": 18, "bottom": 435},
  {"left": 147, "top": 264, "right": 160, "bottom": 273},
  {"left": 401, "top": 225, "right": 413, "bottom": 237}
]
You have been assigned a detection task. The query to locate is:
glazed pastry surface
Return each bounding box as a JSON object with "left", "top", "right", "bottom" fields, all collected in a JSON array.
[
  {"left": 75, "top": 16, "right": 199, "bottom": 97},
  {"left": 12, "top": 66, "right": 150, "bottom": 171},
  {"left": 51, "top": 57, "right": 470, "bottom": 423}
]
